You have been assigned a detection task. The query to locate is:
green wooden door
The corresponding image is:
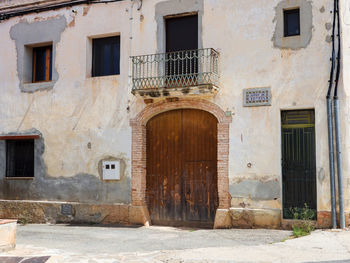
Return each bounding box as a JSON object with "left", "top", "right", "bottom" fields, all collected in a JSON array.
[{"left": 281, "top": 110, "right": 317, "bottom": 219}]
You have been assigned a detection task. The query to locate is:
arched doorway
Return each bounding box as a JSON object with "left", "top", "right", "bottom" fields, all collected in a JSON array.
[{"left": 146, "top": 109, "right": 218, "bottom": 227}]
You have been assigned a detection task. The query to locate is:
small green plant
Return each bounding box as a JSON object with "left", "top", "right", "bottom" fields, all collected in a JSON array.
[
  {"left": 17, "top": 217, "right": 29, "bottom": 225},
  {"left": 290, "top": 203, "right": 316, "bottom": 238}
]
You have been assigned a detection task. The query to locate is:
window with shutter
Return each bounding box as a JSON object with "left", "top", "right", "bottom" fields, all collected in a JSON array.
[
  {"left": 6, "top": 139, "right": 34, "bottom": 178},
  {"left": 32, "top": 45, "right": 52, "bottom": 82},
  {"left": 92, "top": 36, "right": 120, "bottom": 77}
]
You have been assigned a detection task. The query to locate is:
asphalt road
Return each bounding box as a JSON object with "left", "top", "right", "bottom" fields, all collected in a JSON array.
[
  {"left": 2, "top": 224, "right": 350, "bottom": 262},
  {"left": 16, "top": 224, "right": 290, "bottom": 254}
]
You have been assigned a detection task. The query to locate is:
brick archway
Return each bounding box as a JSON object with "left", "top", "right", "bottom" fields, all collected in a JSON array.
[{"left": 130, "top": 98, "right": 232, "bottom": 225}]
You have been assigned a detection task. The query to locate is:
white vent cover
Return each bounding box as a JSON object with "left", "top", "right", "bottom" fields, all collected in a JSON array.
[{"left": 102, "top": 160, "right": 120, "bottom": 180}]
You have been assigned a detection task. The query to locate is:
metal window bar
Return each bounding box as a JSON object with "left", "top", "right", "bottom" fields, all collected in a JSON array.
[{"left": 131, "top": 48, "right": 219, "bottom": 92}]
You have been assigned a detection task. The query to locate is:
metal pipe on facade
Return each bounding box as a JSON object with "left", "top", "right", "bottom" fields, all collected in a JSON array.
[
  {"left": 327, "top": 98, "right": 337, "bottom": 228},
  {"left": 333, "top": 0, "right": 346, "bottom": 229},
  {"left": 327, "top": 0, "right": 338, "bottom": 229},
  {"left": 334, "top": 99, "right": 345, "bottom": 228}
]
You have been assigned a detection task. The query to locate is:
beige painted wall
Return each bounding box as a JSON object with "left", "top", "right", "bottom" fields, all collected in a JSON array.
[{"left": 0, "top": 0, "right": 347, "bottom": 214}]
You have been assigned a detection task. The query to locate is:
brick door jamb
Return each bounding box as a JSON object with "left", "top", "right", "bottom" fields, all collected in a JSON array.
[{"left": 130, "top": 98, "right": 232, "bottom": 218}]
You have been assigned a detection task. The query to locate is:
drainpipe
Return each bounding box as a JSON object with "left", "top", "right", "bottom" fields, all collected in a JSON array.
[
  {"left": 333, "top": 0, "right": 346, "bottom": 229},
  {"left": 327, "top": 0, "right": 337, "bottom": 229},
  {"left": 327, "top": 94, "right": 337, "bottom": 229}
]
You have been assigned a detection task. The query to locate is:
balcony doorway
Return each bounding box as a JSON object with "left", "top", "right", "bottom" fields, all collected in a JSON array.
[{"left": 165, "top": 15, "right": 198, "bottom": 87}]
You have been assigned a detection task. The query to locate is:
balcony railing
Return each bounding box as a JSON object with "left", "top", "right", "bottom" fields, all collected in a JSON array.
[{"left": 131, "top": 48, "right": 219, "bottom": 97}]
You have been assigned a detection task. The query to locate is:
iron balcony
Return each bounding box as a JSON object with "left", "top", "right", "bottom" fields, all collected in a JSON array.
[{"left": 131, "top": 48, "right": 219, "bottom": 98}]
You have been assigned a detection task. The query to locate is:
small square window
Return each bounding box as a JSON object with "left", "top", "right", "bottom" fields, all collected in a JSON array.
[
  {"left": 92, "top": 36, "right": 120, "bottom": 77},
  {"left": 32, "top": 45, "right": 52, "bottom": 82},
  {"left": 6, "top": 139, "right": 34, "bottom": 178},
  {"left": 284, "top": 9, "right": 300, "bottom": 37}
]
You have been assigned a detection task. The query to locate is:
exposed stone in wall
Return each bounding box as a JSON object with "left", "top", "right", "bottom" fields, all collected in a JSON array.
[
  {"left": 230, "top": 208, "right": 281, "bottom": 229},
  {"left": 2, "top": 199, "right": 348, "bottom": 229},
  {"left": 0, "top": 200, "right": 149, "bottom": 226}
]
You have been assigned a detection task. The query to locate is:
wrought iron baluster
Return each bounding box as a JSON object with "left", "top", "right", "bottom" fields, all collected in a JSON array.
[
  {"left": 181, "top": 50, "right": 184, "bottom": 77},
  {"left": 131, "top": 48, "right": 220, "bottom": 92},
  {"left": 190, "top": 51, "right": 192, "bottom": 76},
  {"left": 170, "top": 53, "right": 173, "bottom": 77},
  {"left": 185, "top": 51, "right": 188, "bottom": 76},
  {"left": 147, "top": 55, "right": 149, "bottom": 80}
]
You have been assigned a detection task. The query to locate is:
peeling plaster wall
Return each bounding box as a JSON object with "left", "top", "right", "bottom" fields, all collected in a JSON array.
[
  {"left": 0, "top": 2, "right": 132, "bottom": 204},
  {"left": 200, "top": 0, "right": 336, "bottom": 213},
  {"left": 0, "top": 0, "right": 348, "bottom": 218},
  {"left": 10, "top": 16, "right": 66, "bottom": 92},
  {"left": 272, "top": 0, "right": 313, "bottom": 49},
  {"left": 155, "top": 0, "right": 204, "bottom": 53}
]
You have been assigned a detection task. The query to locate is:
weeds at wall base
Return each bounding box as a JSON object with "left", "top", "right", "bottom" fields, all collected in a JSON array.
[{"left": 290, "top": 204, "right": 316, "bottom": 238}]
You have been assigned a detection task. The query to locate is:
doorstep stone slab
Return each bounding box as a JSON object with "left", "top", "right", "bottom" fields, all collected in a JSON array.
[
  {"left": 229, "top": 208, "right": 281, "bottom": 229},
  {"left": 0, "top": 219, "right": 17, "bottom": 252}
]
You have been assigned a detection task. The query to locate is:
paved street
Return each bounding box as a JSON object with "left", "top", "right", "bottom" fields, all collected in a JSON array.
[{"left": 0, "top": 224, "right": 350, "bottom": 262}]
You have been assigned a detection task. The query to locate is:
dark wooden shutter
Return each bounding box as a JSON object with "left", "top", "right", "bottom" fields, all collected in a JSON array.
[
  {"left": 166, "top": 15, "right": 198, "bottom": 53},
  {"left": 92, "top": 36, "right": 120, "bottom": 77},
  {"left": 33, "top": 46, "right": 52, "bottom": 82},
  {"left": 6, "top": 139, "right": 34, "bottom": 178},
  {"left": 165, "top": 15, "right": 198, "bottom": 77},
  {"left": 284, "top": 9, "right": 300, "bottom": 37}
]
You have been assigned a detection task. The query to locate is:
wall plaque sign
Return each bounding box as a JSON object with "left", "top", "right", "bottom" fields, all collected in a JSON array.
[
  {"left": 243, "top": 87, "right": 271, "bottom": 107},
  {"left": 61, "top": 204, "right": 73, "bottom": 216}
]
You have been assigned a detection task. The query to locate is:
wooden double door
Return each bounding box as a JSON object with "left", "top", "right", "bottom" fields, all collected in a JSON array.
[{"left": 146, "top": 109, "right": 218, "bottom": 227}]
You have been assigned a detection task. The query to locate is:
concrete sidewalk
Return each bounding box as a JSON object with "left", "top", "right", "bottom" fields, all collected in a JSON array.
[{"left": 0, "top": 224, "right": 349, "bottom": 262}]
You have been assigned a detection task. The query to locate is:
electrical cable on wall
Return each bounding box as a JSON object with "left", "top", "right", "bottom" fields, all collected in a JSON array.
[
  {"left": 0, "top": 0, "right": 124, "bottom": 21},
  {"left": 326, "top": 0, "right": 345, "bottom": 229}
]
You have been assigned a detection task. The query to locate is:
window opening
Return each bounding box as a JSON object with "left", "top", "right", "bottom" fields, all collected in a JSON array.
[
  {"left": 6, "top": 139, "right": 34, "bottom": 178},
  {"left": 165, "top": 15, "right": 198, "bottom": 81},
  {"left": 284, "top": 8, "right": 300, "bottom": 37},
  {"left": 92, "top": 36, "right": 120, "bottom": 77},
  {"left": 32, "top": 45, "right": 52, "bottom": 82}
]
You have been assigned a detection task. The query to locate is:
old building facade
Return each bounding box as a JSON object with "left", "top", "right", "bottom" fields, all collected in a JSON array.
[{"left": 0, "top": 0, "right": 349, "bottom": 228}]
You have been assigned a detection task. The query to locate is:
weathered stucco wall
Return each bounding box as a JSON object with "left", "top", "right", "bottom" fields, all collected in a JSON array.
[
  {"left": 10, "top": 15, "right": 66, "bottom": 92},
  {"left": 201, "top": 0, "right": 334, "bottom": 214},
  {"left": 0, "top": 1, "right": 132, "bottom": 204},
  {"left": 0, "top": 0, "right": 349, "bottom": 226}
]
